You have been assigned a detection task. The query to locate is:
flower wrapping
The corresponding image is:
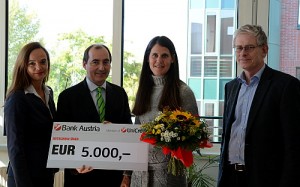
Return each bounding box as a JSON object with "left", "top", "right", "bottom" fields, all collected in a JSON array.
[
  {"left": 140, "top": 107, "right": 213, "bottom": 176},
  {"left": 162, "top": 147, "right": 193, "bottom": 167}
]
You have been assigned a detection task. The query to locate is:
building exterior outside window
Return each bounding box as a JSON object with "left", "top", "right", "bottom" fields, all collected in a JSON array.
[{"left": 187, "top": 0, "right": 237, "bottom": 142}]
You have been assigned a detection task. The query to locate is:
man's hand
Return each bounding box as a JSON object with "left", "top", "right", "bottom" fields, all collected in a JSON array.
[
  {"left": 120, "top": 175, "right": 131, "bottom": 187},
  {"left": 76, "top": 165, "right": 93, "bottom": 174}
]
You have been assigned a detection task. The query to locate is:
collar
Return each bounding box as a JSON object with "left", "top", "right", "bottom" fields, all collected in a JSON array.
[
  {"left": 152, "top": 75, "right": 166, "bottom": 86},
  {"left": 86, "top": 77, "right": 107, "bottom": 92},
  {"left": 25, "top": 84, "right": 50, "bottom": 96},
  {"left": 238, "top": 64, "right": 265, "bottom": 83}
]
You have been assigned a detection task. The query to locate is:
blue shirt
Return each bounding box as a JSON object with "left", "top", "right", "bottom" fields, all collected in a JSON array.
[{"left": 228, "top": 64, "right": 265, "bottom": 164}]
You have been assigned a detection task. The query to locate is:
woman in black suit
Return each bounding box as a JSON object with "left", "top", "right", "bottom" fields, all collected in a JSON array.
[{"left": 4, "top": 42, "right": 58, "bottom": 187}]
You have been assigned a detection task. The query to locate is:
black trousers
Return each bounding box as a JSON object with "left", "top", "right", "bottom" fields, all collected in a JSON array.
[
  {"left": 7, "top": 174, "right": 55, "bottom": 187},
  {"left": 221, "top": 164, "right": 247, "bottom": 187}
]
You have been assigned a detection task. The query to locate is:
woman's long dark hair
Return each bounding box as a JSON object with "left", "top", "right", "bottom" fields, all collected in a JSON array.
[
  {"left": 6, "top": 42, "right": 50, "bottom": 99},
  {"left": 132, "top": 36, "right": 181, "bottom": 115}
]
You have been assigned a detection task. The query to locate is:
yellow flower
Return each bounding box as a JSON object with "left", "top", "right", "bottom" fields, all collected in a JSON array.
[
  {"left": 169, "top": 109, "right": 193, "bottom": 121},
  {"left": 193, "top": 119, "right": 201, "bottom": 127},
  {"left": 189, "top": 127, "right": 197, "bottom": 135},
  {"left": 181, "top": 136, "right": 186, "bottom": 141},
  {"left": 155, "top": 113, "right": 166, "bottom": 121},
  {"left": 154, "top": 124, "right": 161, "bottom": 129},
  {"left": 156, "top": 129, "right": 162, "bottom": 135}
]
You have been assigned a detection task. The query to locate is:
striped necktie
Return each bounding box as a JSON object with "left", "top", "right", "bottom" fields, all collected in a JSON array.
[{"left": 97, "top": 87, "right": 105, "bottom": 122}]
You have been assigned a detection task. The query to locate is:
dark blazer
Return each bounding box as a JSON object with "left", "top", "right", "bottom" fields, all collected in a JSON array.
[
  {"left": 4, "top": 88, "right": 57, "bottom": 187},
  {"left": 218, "top": 65, "right": 300, "bottom": 187},
  {"left": 56, "top": 79, "right": 132, "bottom": 187}
]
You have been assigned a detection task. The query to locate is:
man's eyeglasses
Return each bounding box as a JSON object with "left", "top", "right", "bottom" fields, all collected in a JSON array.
[{"left": 233, "top": 45, "right": 262, "bottom": 53}]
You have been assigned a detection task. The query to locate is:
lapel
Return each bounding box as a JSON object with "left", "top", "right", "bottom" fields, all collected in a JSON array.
[
  {"left": 225, "top": 79, "right": 241, "bottom": 137},
  {"left": 245, "top": 65, "right": 273, "bottom": 135},
  {"left": 105, "top": 82, "right": 114, "bottom": 119},
  {"left": 48, "top": 89, "right": 56, "bottom": 119}
]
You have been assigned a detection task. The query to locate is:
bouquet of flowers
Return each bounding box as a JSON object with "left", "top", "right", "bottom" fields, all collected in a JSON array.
[{"left": 140, "top": 107, "right": 213, "bottom": 176}]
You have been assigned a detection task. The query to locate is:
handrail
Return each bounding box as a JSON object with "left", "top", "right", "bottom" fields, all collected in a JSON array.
[{"left": 200, "top": 116, "right": 223, "bottom": 119}]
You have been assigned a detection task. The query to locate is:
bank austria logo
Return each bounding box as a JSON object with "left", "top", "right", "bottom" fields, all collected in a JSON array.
[
  {"left": 121, "top": 127, "right": 142, "bottom": 133},
  {"left": 121, "top": 127, "right": 127, "bottom": 133},
  {"left": 56, "top": 123, "right": 101, "bottom": 132},
  {"left": 54, "top": 123, "right": 62, "bottom": 131}
]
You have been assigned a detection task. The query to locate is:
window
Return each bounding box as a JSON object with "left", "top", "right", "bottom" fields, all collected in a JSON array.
[
  {"left": 297, "top": 67, "right": 300, "bottom": 80},
  {"left": 220, "top": 10, "right": 234, "bottom": 55},
  {"left": 2, "top": 0, "right": 114, "bottom": 148},
  {"left": 204, "top": 56, "right": 218, "bottom": 77},
  {"left": 123, "top": 0, "right": 189, "bottom": 108},
  {"left": 298, "top": 0, "right": 300, "bottom": 29},
  {"left": 206, "top": 14, "right": 217, "bottom": 53},
  {"left": 7, "top": 0, "right": 113, "bottom": 102},
  {"left": 190, "top": 56, "right": 202, "bottom": 77},
  {"left": 191, "top": 23, "right": 203, "bottom": 54},
  {"left": 2, "top": 0, "right": 238, "bottom": 148},
  {"left": 187, "top": 0, "right": 237, "bottom": 143}
]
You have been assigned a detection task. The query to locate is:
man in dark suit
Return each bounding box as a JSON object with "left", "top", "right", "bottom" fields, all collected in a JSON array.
[
  {"left": 56, "top": 44, "right": 132, "bottom": 187},
  {"left": 217, "top": 24, "right": 300, "bottom": 187}
]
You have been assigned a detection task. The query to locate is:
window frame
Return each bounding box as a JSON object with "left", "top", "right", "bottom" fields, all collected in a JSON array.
[
  {"left": 298, "top": 0, "right": 300, "bottom": 29},
  {"left": 0, "top": 0, "right": 8, "bottom": 148}
]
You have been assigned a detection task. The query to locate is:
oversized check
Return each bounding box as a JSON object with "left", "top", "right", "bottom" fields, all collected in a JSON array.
[{"left": 47, "top": 122, "right": 148, "bottom": 171}]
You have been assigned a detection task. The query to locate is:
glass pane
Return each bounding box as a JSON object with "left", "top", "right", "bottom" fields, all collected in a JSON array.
[
  {"left": 190, "top": 0, "right": 205, "bottom": 9},
  {"left": 220, "top": 57, "right": 233, "bottom": 77},
  {"left": 190, "top": 56, "right": 202, "bottom": 77},
  {"left": 188, "top": 78, "right": 202, "bottom": 99},
  {"left": 191, "top": 23, "right": 202, "bottom": 54},
  {"left": 217, "top": 101, "right": 224, "bottom": 142},
  {"left": 222, "top": 0, "right": 235, "bottom": 9},
  {"left": 124, "top": 0, "right": 189, "bottom": 109},
  {"left": 219, "top": 78, "right": 231, "bottom": 99},
  {"left": 9, "top": 0, "right": 113, "bottom": 103},
  {"left": 6, "top": 0, "right": 113, "bottom": 152},
  {"left": 197, "top": 101, "right": 202, "bottom": 114},
  {"left": 190, "top": 8, "right": 204, "bottom": 55},
  {"left": 219, "top": 101, "right": 224, "bottom": 116},
  {"left": 204, "top": 56, "right": 217, "bottom": 77},
  {"left": 220, "top": 10, "right": 234, "bottom": 54},
  {"left": 206, "top": 0, "right": 220, "bottom": 8},
  {"left": 204, "top": 79, "right": 217, "bottom": 99},
  {"left": 205, "top": 103, "right": 214, "bottom": 116},
  {"left": 206, "top": 15, "right": 216, "bottom": 53}
]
